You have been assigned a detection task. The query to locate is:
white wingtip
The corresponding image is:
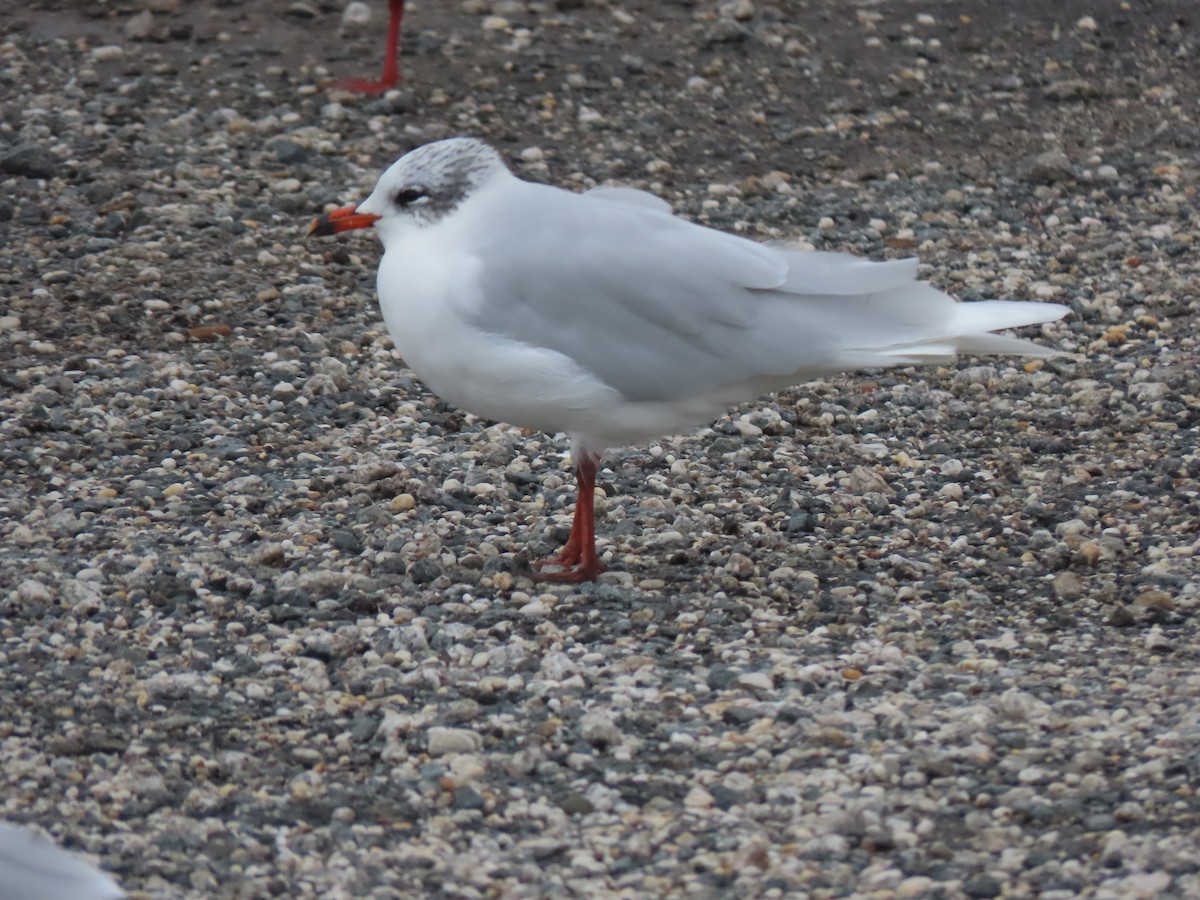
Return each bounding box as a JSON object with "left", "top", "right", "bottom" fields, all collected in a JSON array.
[{"left": 0, "top": 822, "right": 126, "bottom": 900}]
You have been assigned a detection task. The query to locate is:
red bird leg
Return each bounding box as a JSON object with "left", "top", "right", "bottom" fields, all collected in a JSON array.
[
  {"left": 332, "top": 0, "right": 405, "bottom": 93},
  {"left": 533, "top": 450, "right": 604, "bottom": 583}
]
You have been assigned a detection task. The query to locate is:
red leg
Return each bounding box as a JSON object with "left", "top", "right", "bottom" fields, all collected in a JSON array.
[
  {"left": 533, "top": 451, "right": 604, "bottom": 583},
  {"left": 332, "top": 0, "right": 405, "bottom": 93}
]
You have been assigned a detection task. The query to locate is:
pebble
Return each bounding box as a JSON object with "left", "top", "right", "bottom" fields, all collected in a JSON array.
[
  {"left": 342, "top": 1, "right": 371, "bottom": 27},
  {"left": 89, "top": 45, "right": 125, "bottom": 62},
  {"left": 125, "top": 10, "right": 155, "bottom": 41},
  {"left": 0, "top": 144, "right": 58, "bottom": 179},
  {"left": 1022, "top": 150, "right": 1074, "bottom": 184},
  {"left": 427, "top": 727, "right": 483, "bottom": 756}
]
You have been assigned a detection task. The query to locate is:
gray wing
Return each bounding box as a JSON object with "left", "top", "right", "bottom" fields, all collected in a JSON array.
[
  {"left": 466, "top": 182, "right": 1062, "bottom": 404},
  {"left": 469, "top": 183, "right": 796, "bottom": 401}
]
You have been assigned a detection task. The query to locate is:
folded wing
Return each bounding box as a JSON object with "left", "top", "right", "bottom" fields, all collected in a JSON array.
[{"left": 468, "top": 185, "right": 1064, "bottom": 402}]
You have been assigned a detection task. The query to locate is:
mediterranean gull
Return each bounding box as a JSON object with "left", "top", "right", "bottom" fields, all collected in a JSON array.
[{"left": 310, "top": 137, "right": 1067, "bottom": 583}]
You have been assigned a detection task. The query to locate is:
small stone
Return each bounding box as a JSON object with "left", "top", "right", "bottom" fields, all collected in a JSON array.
[
  {"left": 448, "top": 754, "right": 486, "bottom": 781},
  {"left": 453, "top": 786, "right": 486, "bottom": 810},
  {"left": 342, "top": 0, "right": 371, "bottom": 27},
  {"left": 846, "top": 466, "right": 892, "bottom": 495},
  {"left": 726, "top": 0, "right": 754, "bottom": 21},
  {"left": 1043, "top": 79, "right": 1100, "bottom": 101},
  {"left": 331, "top": 530, "right": 362, "bottom": 553},
  {"left": 722, "top": 705, "right": 759, "bottom": 725},
  {"left": 963, "top": 875, "right": 1003, "bottom": 899},
  {"left": 1, "top": 144, "right": 58, "bottom": 179},
  {"left": 270, "top": 140, "right": 309, "bottom": 165},
  {"left": 252, "top": 543, "right": 287, "bottom": 567},
  {"left": 125, "top": 9, "right": 155, "bottom": 40},
  {"left": 1133, "top": 590, "right": 1173, "bottom": 610},
  {"left": 188, "top": 325, "right": 232, "bottom": 341},
  {"left": 558, "top": 792, "right": 593, "bottom": 815},
  {"left": 16, "top": 580, "right": 54, "bottom": 604},
  {"left": 427, "top": 727, "right": 483, "bottom": 756},
  {"left": 408, "top": 558, "right": 442, "bottom": 585},
  {"left": 286, "top": 2, "right": 318, "bottom": 20},
  {"left": 90, "top": 45, "right": 125, "bottom": 62},
  {"left": 1053, "top": 572, "right": 1084, "bottom": 600},
  {"left": 684, "top": 785, "right": 714, "bottom": 808},
  {"left": 1022, "top": 151, "right": 1074, "bottom": 184},
  {"left": 898, "top": 877, "right": 934, "bottom": 898},
  {"left": 1115, "top": 872, "right": 1171, "bottom": 896},
  {"left": 737, "top": 671, "right": 774, "bottom": 691},
  {"left": 579, "top": 711, "right": 621, "bottom": 748},
  {"left": 1055, "top": 519, "right": 1089, "bottom": 537},
  {"left": 1102, "top": 324, "right": 1130, "bottom": 345},
  {"left": 1144, "top": 628, "right": 1173, "bottom": 653},
  {"left": 291, "top": 747, "right": 322, "bottom": 765},
  {"left": 1107, "top": 606, "right": 1136, "bottom": 628}
]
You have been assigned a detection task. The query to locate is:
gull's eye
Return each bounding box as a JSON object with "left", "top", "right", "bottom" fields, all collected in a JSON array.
[{"left": 393, "top": 187, "right": 428, "bottom": 208}]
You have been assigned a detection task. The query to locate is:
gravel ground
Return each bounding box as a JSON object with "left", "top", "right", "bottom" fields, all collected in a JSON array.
[{"left": 3, "top": 1, "right": 1200, "bottom": 897}]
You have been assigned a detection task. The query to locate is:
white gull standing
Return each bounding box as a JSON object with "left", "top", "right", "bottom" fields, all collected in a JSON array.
[{"left": 310, "top": 137, "right": 1067, "bottom": 583}]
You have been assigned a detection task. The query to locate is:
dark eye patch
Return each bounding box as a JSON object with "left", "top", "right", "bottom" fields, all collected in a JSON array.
[{"left": 393, "top": 187, "right": 428, "bottom": 207}]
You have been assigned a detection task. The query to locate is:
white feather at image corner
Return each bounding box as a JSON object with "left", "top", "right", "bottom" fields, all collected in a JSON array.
[{"left": 0, "top": 822, "right": 126, "bottom": 900}]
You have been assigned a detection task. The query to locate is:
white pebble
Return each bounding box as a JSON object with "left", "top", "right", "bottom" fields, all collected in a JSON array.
[
  {"left": 939, "top": 483, "right": 963, "bottom": 500},
  {"left": 342, "top": 1, "right": 371, "bottom": 27},
  {"left": 737, "top": 671, "right": 774, "bottom": 691},
  {"left": 90, "top": 45, "right": 125, "bottom": 62},
  {"left": 17, "top": 580, "right": 54, "bottom": 603},
  {"left": 427, "top": 727, "right": 483, "bottom": 756}
]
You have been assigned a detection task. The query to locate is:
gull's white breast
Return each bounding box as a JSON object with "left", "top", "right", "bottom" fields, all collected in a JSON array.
[{"left": 373, "top": 179, "right": 642, "bottom": 443}]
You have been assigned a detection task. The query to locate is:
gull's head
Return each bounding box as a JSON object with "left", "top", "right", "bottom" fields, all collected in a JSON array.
[{"left": 308, "top": 138, "right": 509, "bottom": 239}]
